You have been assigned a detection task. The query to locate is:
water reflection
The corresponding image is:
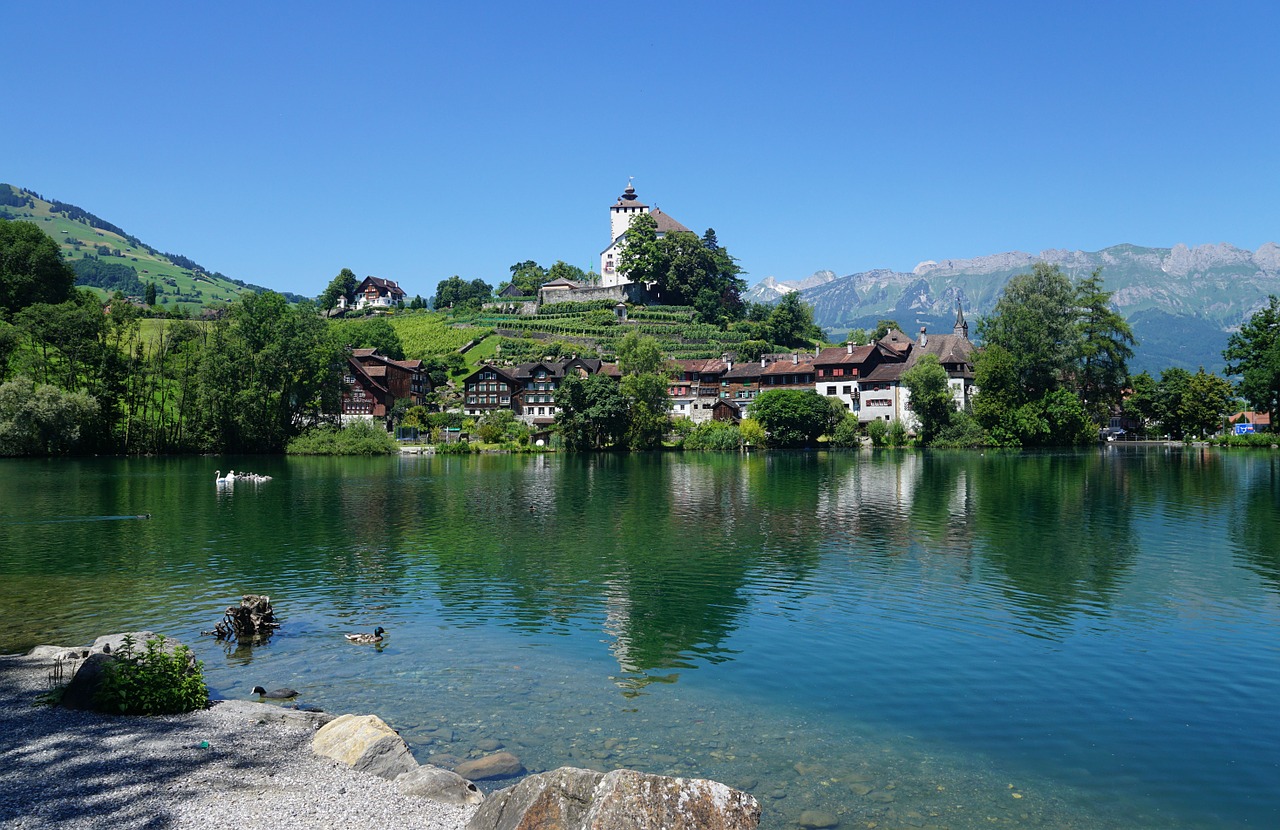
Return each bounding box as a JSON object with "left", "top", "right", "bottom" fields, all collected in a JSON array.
[{"left": 1230, "top": 455, "right": 1280, "bottom": 592}]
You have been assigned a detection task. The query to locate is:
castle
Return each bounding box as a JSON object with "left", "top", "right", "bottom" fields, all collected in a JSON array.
[{"left": 599, "top": 180, "right": 691, "bottom": 287}]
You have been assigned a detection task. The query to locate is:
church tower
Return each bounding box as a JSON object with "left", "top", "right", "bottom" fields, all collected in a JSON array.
[{"left": 953, "top": 299, "right": 969, "bottom": 340}]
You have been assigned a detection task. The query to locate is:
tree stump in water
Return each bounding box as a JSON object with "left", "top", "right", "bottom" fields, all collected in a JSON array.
[{"left": 213, "top": 594, "right": 280, "bottom": 641}]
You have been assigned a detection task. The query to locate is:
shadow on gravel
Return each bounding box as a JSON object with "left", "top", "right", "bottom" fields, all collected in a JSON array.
[{"left": 0, "top": 655, "right": 287, "bottom": 829}]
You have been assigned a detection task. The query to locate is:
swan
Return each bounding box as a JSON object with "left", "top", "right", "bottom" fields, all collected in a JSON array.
[
  {"left": 345, "top": 626, "right": 386, "bottom": 645},
  {"left": 215, "top": 470, "right": 229, "bottom": 485}
]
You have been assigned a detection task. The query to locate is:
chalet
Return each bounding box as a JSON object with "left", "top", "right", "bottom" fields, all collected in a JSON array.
[
  {"left": 338, "top": 276, "right": 407, "bottom": 311},
  {"left": 462, "top": 357, "right": 621, "bottom": 426},
  {"left": 341, "top": 348, "right": 432, "bottom": 420}
]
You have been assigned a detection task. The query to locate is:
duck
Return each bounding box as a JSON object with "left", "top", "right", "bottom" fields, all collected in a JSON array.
[
  {"left": 344, "top": 626, "right": 386, "bottom": 644},
  {"left": 252, "top": 685, "right": 299, "bottom": 700}
]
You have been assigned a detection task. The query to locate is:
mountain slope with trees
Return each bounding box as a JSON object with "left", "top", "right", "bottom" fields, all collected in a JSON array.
[{"left": 0, "top": 184, "right": 306, "bottom": 313}]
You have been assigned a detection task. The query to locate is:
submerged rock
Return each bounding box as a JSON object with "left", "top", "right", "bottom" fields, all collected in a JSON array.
[
  {"left": 467, "top": 766, "right": 760, "bottom": 830},
  {"left": 455, "top": 751, "right": 524, "bottom": 780}
]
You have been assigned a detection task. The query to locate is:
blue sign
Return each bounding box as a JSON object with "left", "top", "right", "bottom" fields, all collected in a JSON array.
[{"left": 1234, "top": 423, "right": 1256, "bottom": 435}]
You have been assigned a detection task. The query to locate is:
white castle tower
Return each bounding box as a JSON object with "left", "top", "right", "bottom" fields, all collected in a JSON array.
[{"left": 599, "top": 179, "right": 690, "bottom": 288}]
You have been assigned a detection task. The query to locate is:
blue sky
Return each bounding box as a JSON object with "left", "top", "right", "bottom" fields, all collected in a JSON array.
[{"left": 3, "top": 2, "right": 1277, "bottom": 299}]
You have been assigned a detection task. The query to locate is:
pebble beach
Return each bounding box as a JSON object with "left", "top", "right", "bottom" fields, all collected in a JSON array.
[{"left": 0, "top": 651, "right": 478, "bottom": 830}]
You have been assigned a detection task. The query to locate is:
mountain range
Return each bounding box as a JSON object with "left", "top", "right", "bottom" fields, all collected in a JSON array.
[{"left": 748, "top": 243, "right": 1280, "bottom": 374}]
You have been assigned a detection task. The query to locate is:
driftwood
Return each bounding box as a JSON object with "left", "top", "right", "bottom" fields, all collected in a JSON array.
[{"left": 211, "top": 594, "right": 280, "bottom": 641}]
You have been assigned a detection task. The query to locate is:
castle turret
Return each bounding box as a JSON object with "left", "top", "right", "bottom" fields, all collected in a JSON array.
[{"left": 609, "top": 179, "right": 650, "bottom": 242}]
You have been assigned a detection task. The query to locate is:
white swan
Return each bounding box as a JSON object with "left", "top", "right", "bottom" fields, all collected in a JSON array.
[{"left": 215, "top": 470, "right": 228, "bottom": 485}]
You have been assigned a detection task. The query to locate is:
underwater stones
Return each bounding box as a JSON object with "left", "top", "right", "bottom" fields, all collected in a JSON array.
[
  {"left": 455, "top": 751, "right": 525, "bottom": 780},
  {"left": 849, "top": 782, "right": 874, "bottom": 796},
  {"left": 467, "top": 767, "right": 760, "bottom": 830},
  {"left": 797, "top": 810, "right": 840, "bottom": 828},
  {"left": 476, "top": 738, "right": 504, "bottom": 752}
]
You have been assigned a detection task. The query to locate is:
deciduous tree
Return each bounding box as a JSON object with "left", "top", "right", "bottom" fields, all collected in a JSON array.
[
  {"left": 902, "top": 354, "right": 954, "bottom": 444},
  {"left": 0, "top": 220, "right": 77, "bottom": 315},
  {"left": 1223, "top": 295, "right": 1280, "bottom": 427}
]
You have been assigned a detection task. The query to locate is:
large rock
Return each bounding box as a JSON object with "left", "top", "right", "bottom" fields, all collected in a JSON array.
[
  {"left": 455, "top": 751, "right": 525, "bottom": 780},
  {"left": 396, "top": 765, "right": 486, "bottom": 805},
  {"left": 312, "top": 713, "right": 418, "bottom": 780},
  {"left": 214, "top": 699, "right": 334, "bottom": 730},
  {"left": 467, "top": 767, "right": 761, "bottom": 830}
]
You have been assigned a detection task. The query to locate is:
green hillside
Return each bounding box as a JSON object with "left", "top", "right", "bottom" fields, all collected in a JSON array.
[{"left": 0, "top": 183, "right": 303, "bottom": 313}]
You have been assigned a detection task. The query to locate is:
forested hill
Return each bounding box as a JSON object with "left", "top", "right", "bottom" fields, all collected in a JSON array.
[
  {"left": 751, "top": 243, "right": 1280, "bottom": 375},
  {"left": 0, "top": 184, "right": 306, "bottom": 313}
]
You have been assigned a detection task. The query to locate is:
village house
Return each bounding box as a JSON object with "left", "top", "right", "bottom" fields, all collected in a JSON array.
[
  {"left": 720, "top": 353, "right": 819, "bottom": 419},
  {"left": 462, "top": 357, "right": 621, "bottom": 427},
  {"left": 337, "top": 276, "right": 407, "bottom": 311},
  {"left": 668, "top": 357, "right": 731, "bottom": 422},
  {"left": 341, "top": 348, "right": 432, "bottom": 421}
]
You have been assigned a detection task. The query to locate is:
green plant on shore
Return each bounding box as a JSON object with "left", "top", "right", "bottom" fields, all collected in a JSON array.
[{"left": 93, "top": 634, "right": 209, "bottom": 715}]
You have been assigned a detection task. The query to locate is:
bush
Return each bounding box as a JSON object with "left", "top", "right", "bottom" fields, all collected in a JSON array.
[
  {"left": 866, "top": 419, "right": 888, "bottom": 447},
  {"left": 94, "top": 634, "right": 209, "bottom": 715},
  {"left": 683, "top": 420, "right": 743, "bottom": 450},
  {"left": 830, "top": 414, "right": 863, "bottom": 447},
  {"left": 286, "top": 420, "right": 398, "bottom": 455},
  {"left": 930, "top": 411, "right": 994, "bottom": 448},
  {"left": 436, "top": 440, "right": 476, "bottom": 454},
  {"left": 888, "top": 419, "right": 909, "bottom": 446},
  {"left": 1212, "top": 432, "right": 1279, "bottom": 448}
]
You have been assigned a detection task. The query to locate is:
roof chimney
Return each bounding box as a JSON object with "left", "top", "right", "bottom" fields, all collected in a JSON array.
[
  {"left": 761, "top": 356, "right": 767, "bottom": 368},
  {"left": 847, "top": 343, "right": 853, "bottom": 354},
  {"left": 919, "top": 326, "right": 928, "bottom": 347}
]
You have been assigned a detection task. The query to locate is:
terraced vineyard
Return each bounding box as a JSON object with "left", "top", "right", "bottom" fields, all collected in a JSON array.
[{"left": 468, "top": 303, "right": 749, "bottom": 360}]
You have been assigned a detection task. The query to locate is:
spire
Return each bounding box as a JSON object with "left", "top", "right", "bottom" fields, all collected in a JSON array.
[
  {"left": 618, "top": 178, "right": 639, "bottom": 204},
  {"left": 954, "top": 299, "right": 969, "bottom": 339}
]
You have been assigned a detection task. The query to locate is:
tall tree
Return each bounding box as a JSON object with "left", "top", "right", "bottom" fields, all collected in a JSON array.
[
  {"left": 1075, "top": 270, "right": 1136, "bottom": 422},
  {"left": 1223, "top": 295, "right": 1280, "bottom": 427},
  {"left": 0, "top": 220, "right": 77, "bottom": 315},
  {"left": 872, "top": 319, "right": 903, "bottom": 341},
  {"left": 554, "top": 373, "right": 628, "bottom": 451},
  {"left": 616, "top": 330, "right": 669, "bottom": 377},
  {"left": 433, "top": 276, "right": 493, "bottom": 310},
  {"left": 749, "top": 389, "right": 835, "bottom": 447},
  {"left": 503, "top": 261, "right": 548, "bottom": 296},
  {"left": 617, "top": 214, "right": 745, "bottom": 322},
  {"left": 902, "top": 354, "right": 955, "bottom": 444},
  {"left": 1180, "top": 368, "right": 1236, "bottom": 438},
  {"left": 978, "top": 263, "right": 1082, "bottom": 399},
  {"left": 768, "top": 293, "right": 822, "bottom": 346},
  {"left": 319, "top": 267, "right": 359, "bottom": 313},
  {"left": 621, "top": 373, "right": 670, "bottom": 450}
]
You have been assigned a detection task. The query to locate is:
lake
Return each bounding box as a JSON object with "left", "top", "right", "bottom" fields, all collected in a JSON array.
[{"left": 2, "top": 448, "right": 1278, "bottom": 828}]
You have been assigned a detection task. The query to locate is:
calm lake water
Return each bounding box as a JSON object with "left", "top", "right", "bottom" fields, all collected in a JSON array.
[{"left": 2, "top": 448, "right": 1278, "bottom": 829}]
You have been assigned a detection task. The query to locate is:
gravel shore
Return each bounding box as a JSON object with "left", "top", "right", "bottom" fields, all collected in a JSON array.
[{"left": 0, "top": 651, "right": 478, "bottom": 830}]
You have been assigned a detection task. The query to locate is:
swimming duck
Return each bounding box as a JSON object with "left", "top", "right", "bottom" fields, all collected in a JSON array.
[
  {"left": 344, "top": 626, "right": 386, "bottom": 644},
  {"left": 252, "top": 685, "right": 299, "bottom": 700}
]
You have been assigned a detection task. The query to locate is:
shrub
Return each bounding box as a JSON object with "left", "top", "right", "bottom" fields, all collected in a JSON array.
[
  {"left": 94, "top": 634, "right": 209, "bottom": 715},
  {"left": 286, "top": 420, "right": 398, "bottom": 455},
  {"left": 436, "top": 440, "right": 476, "bottom": 454},
  {"left": 888, "top": 419, "right": 909, "bottom": 446},
  {"left": 830, "top": 414, "right": 863, "bottom": 448},
  {"left": 683, "top": 420, "right": 743, "bottom": 450},
  {"left": 866, "top": 419, "right": 888, "bottom": 447}
]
